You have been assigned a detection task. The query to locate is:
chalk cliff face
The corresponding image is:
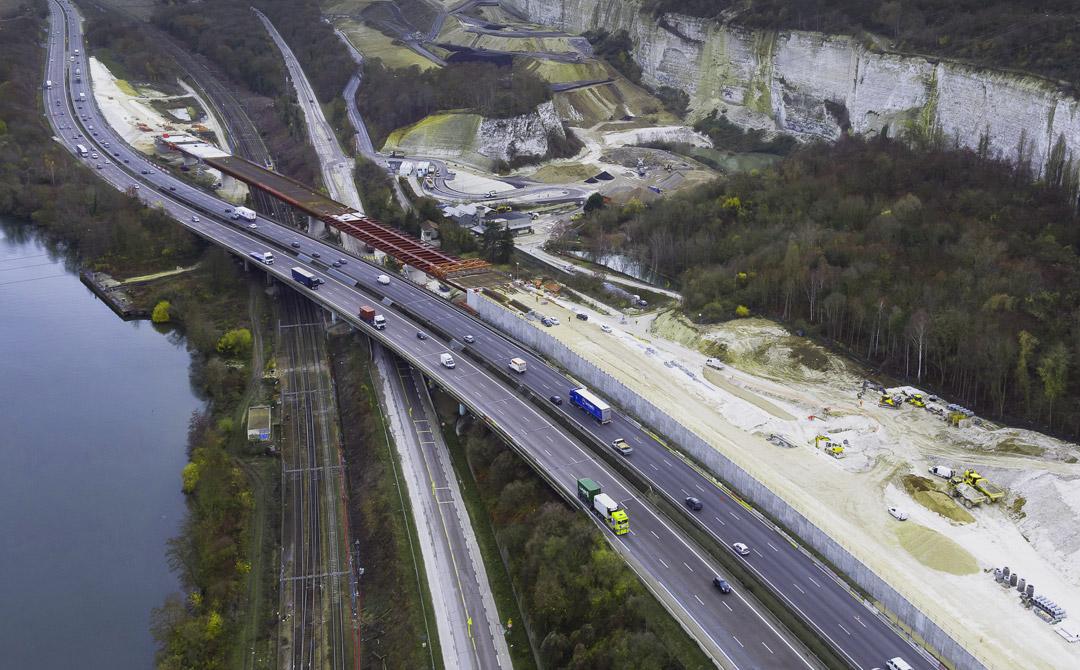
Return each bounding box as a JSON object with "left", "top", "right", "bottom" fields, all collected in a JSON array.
[
  {"left": 477, "top": 101, "right": 566, "bottom": 163},
  {"left": 505, "top": 0, "right": 1080, "bottom": 177}
]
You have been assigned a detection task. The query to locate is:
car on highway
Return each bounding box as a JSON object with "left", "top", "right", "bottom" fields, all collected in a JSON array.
[
  {"left": 732, "top": 542, "right": 751, "bottom": 556},
  {"left": 600, "top": 324, "right": 612, "bottom": 333},
  {"left": 610, "top": 438, "right": 633, "bottom": 456},
  {"left": 377, "top": 274, "right": 391, "bottom": 285},
  {"left": 548, "top": 317, "right": 561, "bottom": 326},
  {"left": 706, "top": 358, "right": 724, "bottom": 370},
  {"left": 888, "top": 507, "right": 909, "bottom": 521},
  {"left": 96, "top": 164, "right": 103, "bottom": 170},
  {"left": 712, "top": 577, "right": 732, "bottom": 594},
  {"left": 337, "top": 258, "right": 347, "bottom": 265},
  {"left": 541, "top": 317, "right": 553, "bottom": 327},
  {"left": 141, "top": 170, "right": 148, "bottom": 174},
  {"left": 191, "top": 216, "right": 199, "bottom": 223},
  {"left": 248, "top": 223, "right": 258, "bottom": 230},
  {"left": 440, "top": 353, "right": 455, "bottom": 368},
  {"left": 332, "top": 261, "right": 341, "bottom": 268},
  {"left": 416, "top": 331, "right": 427, "bottom": 340},
  {"left": 462, "top": 334, "right": 475, "bottom": 344},
  {"left": 575, "top": 312, "right": 588, "bottom": 321},
  {"left": 549, "top": 395, "right": 562, "bottom": 406},
  {"left": 685, "top": 496, "right": 703, "bottom": 511}
]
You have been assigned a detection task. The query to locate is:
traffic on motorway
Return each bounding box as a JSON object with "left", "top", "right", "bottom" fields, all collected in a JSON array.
[{"left": 45, "top": 3, "right": 939, "bottom": 668}]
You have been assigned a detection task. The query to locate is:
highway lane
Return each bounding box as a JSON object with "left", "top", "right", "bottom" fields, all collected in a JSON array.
[
  {"left": 48, "top": 4, "right": 939, "bottom": 668},
  {"left": 47, "top": 14, "right": 814, "bottom": 663}
]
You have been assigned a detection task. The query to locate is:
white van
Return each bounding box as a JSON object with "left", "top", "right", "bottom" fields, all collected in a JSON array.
[
  {"left": 440, "top": 353, "right": 455, "bottom": 369},
  {"left": 886, "top": 657, "right": 913, "bottom": 670}
]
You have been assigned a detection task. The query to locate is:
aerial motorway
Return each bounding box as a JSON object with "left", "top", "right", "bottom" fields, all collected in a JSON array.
[{"left": 44, "top": 3, "right": 944, "bottom": 668}]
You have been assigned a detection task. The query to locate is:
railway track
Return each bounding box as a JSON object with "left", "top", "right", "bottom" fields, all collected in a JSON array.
[{"left": 278, "top": 295, "right": 351, "bottom": 670}]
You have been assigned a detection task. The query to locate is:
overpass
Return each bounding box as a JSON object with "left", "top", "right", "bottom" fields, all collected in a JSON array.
[{"left": 159, "top": 138, "right": 491, "bottom": 280}]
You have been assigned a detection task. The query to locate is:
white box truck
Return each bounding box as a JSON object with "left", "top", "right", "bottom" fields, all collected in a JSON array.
[
  {"left": 232, "top": 206, "right": 257, "bottom": 222},
  {"left": 509, "top": 357, "right": 527, "bottom": 373}
]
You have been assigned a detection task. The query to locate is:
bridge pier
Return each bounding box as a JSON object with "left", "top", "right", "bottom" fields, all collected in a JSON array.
[{"left": 307, "top": 215, "right": 326, "bottom": 239}]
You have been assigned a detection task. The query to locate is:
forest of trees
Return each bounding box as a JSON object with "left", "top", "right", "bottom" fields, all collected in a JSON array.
[
  {"left": 557, "top": 136, "right": 1080, "bottom": 435},
  {"left": 461, "top": 427, "right": 710, "bottom": 669},
  {"left": 357, "top": 58, "right": 552, "bottom": 147},
  {"left": 641, "top": 0, "right": 1080, "bottom": 87}
]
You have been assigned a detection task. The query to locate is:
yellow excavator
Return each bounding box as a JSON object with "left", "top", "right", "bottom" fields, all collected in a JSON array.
[
  {"left": 813, "top": 435, "right": 845, "bottom": 458},
  {"left": 962, "top": 469, "right": 1004, "bottom": 502},
  {"left": 879, "top": 394, "right": 902, "bottom": 409},
  {"left": 905, "top": 393, "right": 926, "bottom": 408}
]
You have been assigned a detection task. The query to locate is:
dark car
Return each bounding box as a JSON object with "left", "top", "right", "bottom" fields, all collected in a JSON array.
[
  {"left": 712, "top": 577, "right": 731, "bottom": 594},
  {"left": 575, "top": 312, "right": 588, "bottom": 321},
  {"left": 549, "top": 395, "right": 563, "bottom": 406},
  {"left": 291, "top": 241, "right": 301, "bottom": 249},
  {"left": 685, "top": 496, "right": 703, "bottom": 511},
  {"left": 311, "top": 252, "right": 320, "bottom": 259},
  {"left": 332, "top": 261, "right": 341, "bottom": 268},
  {"left": 416, "top": 331, "right": 427, "bottom": 340},
  {"left": 168, "top": 186, "right": 176, "bottom": 191}
]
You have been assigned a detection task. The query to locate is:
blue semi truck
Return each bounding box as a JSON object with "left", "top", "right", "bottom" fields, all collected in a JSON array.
[
  {"left": 569, "top": 387, "right": 611, "bottom": 424},
  {"left": 291, "top": 266, "right": 319, "bottom": 290}
]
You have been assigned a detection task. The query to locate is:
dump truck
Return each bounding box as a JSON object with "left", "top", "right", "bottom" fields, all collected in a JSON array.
[
  {"left": 949, "top": 479, "right": 989, "bottom": 509},
  {"left": 577, "top": 478, "right": 629, "bottom": 535},
  {"left": 962, "top": 469, "right": 1004, "bottom": 502},
  {"left": 231, "top": 206, "right": 257, "bottom": 222},
  {"left": 509, "top": 357, "right": 527, "bottom": 373},
  {"left": 291, "top": 267, "right": 318, "bottom": 290},
  {"left": 570, "top": 387, "right": 610, "bottom": 423}
]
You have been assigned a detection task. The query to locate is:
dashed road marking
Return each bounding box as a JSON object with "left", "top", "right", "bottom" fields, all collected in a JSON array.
[
  {"left": 695, "top": 484, "right": 705, "bottom": 492},
  {"left": 650, "top": 530, "right": 660, "bottom": 539},
  {"left": 694, "top": 594, "right": 704, "bottom": 606},
  {"left": 767, "top": 542, "right": 779, "bottom": 552},
  {"left": 838, "top": 623, "right": 851, "bottom": 636},
  {"left": 714, "top": 516, "right": 726, "bottom": 526},
  {"left": 762, "top": 641, "right": 774, "bottom": 654},
  {"left": 650, "top": 463, "right": 659, "bottom": 471},
  {"left": 793, "top": 583, "right": 805, "bottom": 594},
  {"left": 753, "top": 549, "right": 764, "bottom": 558},
  {"left": 808, "top": 576, "right": 822, "bottom": 588},
  {"left": 723, "top": 602, "right": 732, "bottom": 612},
  {"left": 854, "top": 616, "right": 868, "bottom": 629},
  {"left": 729, "top": 511, "right": 739, "bottom": 520},
  {"left": 683, "top": 562, "right": 694, "bottom": 572},
  {"left": 732, "top": 635, "right": 744, "bottom": 648},
  {"left": 658, "top": 557, "right": 669, "bottom": 569}
]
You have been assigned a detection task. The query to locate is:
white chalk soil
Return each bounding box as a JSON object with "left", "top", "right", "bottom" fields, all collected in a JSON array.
[
  {"left": 509, "top": 289, "right": 1080, "bottom": 670},
  {"left": 89, "top": 58, "right": 248, "bottom": 203}
]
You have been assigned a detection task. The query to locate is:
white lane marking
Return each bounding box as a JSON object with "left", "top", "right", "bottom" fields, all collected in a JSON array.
[
  {"left": 793, "top": 583, "right": 805, "bottom": 594},
  {"left": 729, "top": 511, "right": 739, "bottom": 519},
  {"left": 658, "top": 557, "right": 669, "bottom": 569},
  {"left": 649, "top": 463, "right": 659, "bottom": 471},
  {"left": 762, "top": 641, "right": 774, "bottom": 654},
  {"left": 543, "top": 448, "right": 552, "bottom": 456},
  {"left": 695, "top": 484, "right": 705, "bottom": 492},
  {"left": 683, "top": 562, "right": 694, "bottom": 573},
  {"left": 838, "top": 623, "right": 851, "bottom": 636},
  {"left": 693, "top": 594, "right": 704, "bottom": 606},
  {"left": 714, "top": 516, "right": 726, "bottom": 526},
  {"left": 723, "top": 601, "right": 733, "bottom": 612},
  {"left": 808, "top": 576, "right": 822, "bottom": 588},
  {"left": 650, "top": 530, "right": 660, "bottom": 539},
  {"left": 854, "top": 616, "right": 867, "bottom": 629},
  {"left": 732, "top": 635, "right": 744, "bottom": 648},
  {"left": 767, "top": 542, "right": 779, "bottom": 552},
  {"left": 753, "top": 549, "right": 764, "bottom": 558},
  {"left": 662, "top": 458, "right": 673, "bottom": 467}
]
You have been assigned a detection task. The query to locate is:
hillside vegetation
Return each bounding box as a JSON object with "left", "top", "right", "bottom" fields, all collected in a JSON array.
[
  {"left": 559, "top": 136, "right": 1080, "bottom": 435},
  {"left": 642, "top": 0, "right": 1080, "bottom": 86}
]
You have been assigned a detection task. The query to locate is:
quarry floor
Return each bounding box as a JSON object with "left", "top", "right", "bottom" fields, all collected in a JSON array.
[{"left": 507, "top": 286, "right": 1080, "bottom": 670}]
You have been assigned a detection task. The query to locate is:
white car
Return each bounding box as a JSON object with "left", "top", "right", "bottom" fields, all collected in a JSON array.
[
  {"left": 548, "top": 317, "right": 560, "bottom": 326},
  {"left": 705, "top": 358, "right": 724, "bottom": 370},
  {"left": 191, "top": 215, "right": 200, "bottom": 222},
  {"left": 377, "top": 274, "right": 391, "bottom": 285},
  {"left": 247, "top": 223, "right": 257, "bottom": 229},
  {"left": 600, "top": 324, "right": 612, "bottom": 333},
  {"left": 888, "top": 507, "right": 909, "bottom": 521},
  {"left": 732, "top": 542, "right": 750, "bottom": 556}
]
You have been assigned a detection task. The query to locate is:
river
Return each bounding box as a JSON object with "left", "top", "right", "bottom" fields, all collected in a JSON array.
[{"left": 0, "top": 219, "right": 201, "bottom": 669}]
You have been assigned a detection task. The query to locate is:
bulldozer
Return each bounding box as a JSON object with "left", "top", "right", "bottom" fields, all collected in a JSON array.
[{"left": 813, "top": 435, "right": 845, "bottom": 458}]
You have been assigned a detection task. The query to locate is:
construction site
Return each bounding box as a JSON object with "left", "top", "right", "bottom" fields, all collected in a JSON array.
[{"left": 493, "top": 279, "right": 1080, "bottom": 669}]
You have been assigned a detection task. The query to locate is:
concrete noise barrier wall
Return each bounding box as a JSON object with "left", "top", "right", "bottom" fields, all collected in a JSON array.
[{"left": 466, "top": 289, "right": 986, "bottom": 670}]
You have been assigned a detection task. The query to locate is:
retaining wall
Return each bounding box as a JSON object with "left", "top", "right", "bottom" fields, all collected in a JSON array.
[{"left": 466, "top": 289, "right": 986, "bottom": 670}]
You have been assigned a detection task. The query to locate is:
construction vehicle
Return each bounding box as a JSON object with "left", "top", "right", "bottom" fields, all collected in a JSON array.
[
  {"left": 879, "top": 394, "right": 902, "bottom": 409},
  {"left": 813, "top": 435, "right": 845, "bottom": 458},
  {"left": 962, "top": 469, "right": 1004, "bottom": 502},
  {"left": 904, "top": 392, "right": 927, "bottom": 408},
  {"left": 948, "top": 479, "right": 988, "bottom": 508},
  {"left": 577, "top": 478, "right": 629, "bottom": 535}
]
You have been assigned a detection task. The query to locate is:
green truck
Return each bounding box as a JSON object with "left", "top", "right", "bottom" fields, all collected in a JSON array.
[{"left": 577, "top": 478, "right": 629, "bottom": 535}]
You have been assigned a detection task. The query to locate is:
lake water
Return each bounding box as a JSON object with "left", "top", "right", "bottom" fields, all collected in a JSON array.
[{"left": 0, "top": 219, "right": 201, "bottom": 669}]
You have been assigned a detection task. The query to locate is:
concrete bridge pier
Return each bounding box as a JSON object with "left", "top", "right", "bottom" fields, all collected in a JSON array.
[{"left": 308, "top": 215, "right": 326, "bottom": 238}]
